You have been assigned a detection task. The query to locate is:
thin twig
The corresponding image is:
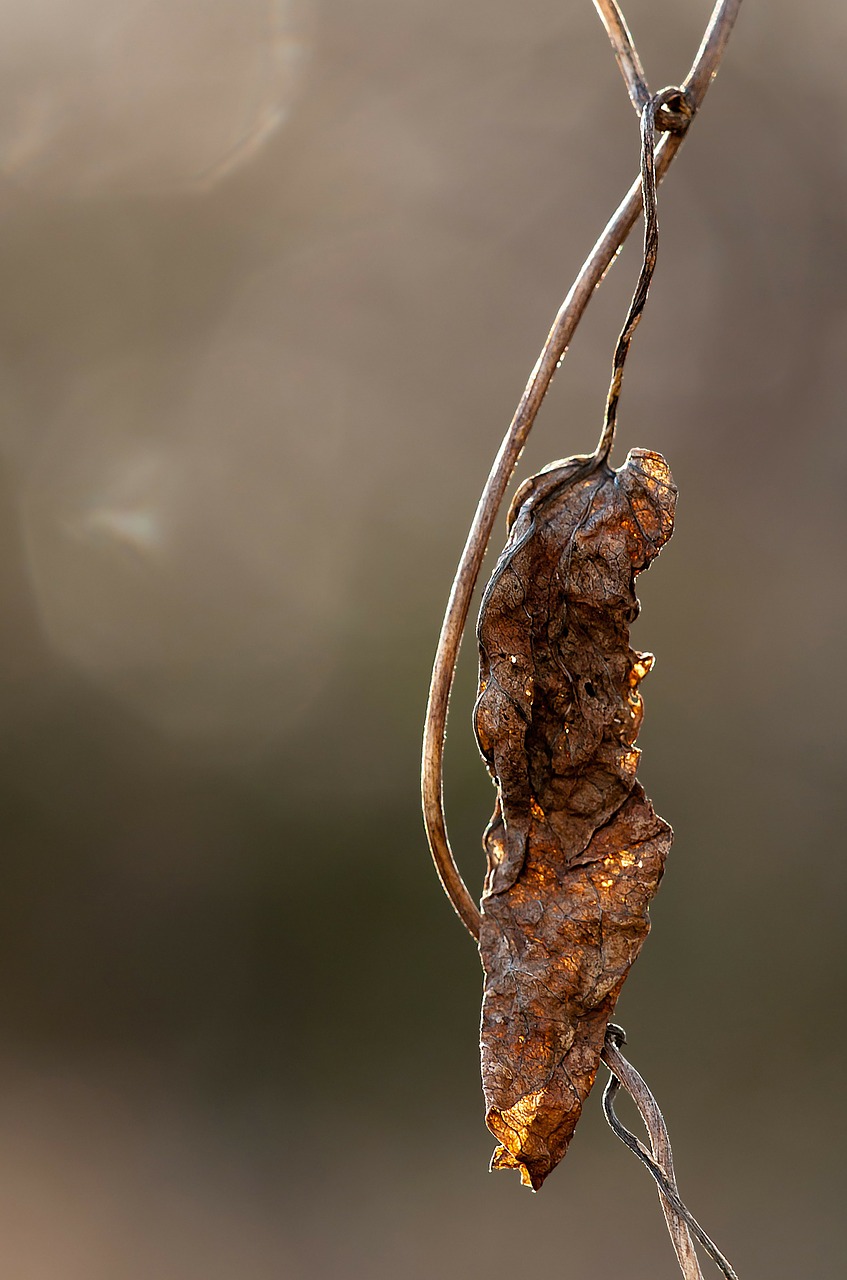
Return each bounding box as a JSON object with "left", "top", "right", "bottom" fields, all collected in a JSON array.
[
  {"left": 602, "top": 1028, "right": 704, "bottom": 1280},
  {"left": 593, "top": 0, "right": 650, "bottom": 113},
  {"left": 592, "top": 88, "right": 658, "bottom": 465},
  {"left": 421, "top": 0, "right": 741, "bottom": 940},
  {"left": 602, "top": 1028, "right": 740, "bottom": 1279}
]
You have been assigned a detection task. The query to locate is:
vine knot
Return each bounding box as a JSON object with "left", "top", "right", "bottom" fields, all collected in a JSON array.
[
  {"left": 605, "top": 1022, "right": 628, "bottom": 1049},
  {"left": 654, "top": 86, "right": 693, "bottom": 134}
]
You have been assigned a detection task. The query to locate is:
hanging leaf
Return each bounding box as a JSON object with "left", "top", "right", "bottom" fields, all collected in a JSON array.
[{"left": 474, "top": 446, "right": 676, "bottom": 1189}]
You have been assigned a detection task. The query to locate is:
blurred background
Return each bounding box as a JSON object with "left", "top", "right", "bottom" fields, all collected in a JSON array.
[{"left": 0, "top": 0, "right": 843, "bottom": 1275}]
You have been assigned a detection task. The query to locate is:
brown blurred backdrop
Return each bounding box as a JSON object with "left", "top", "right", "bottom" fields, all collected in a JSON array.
[{"left": 0, "top": 1, "right": 843, "bottom": 1276}]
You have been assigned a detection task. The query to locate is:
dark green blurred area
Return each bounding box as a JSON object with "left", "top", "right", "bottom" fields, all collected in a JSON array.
[{"left": 0, "top": 1, "right": 844, "bottom": 1275}]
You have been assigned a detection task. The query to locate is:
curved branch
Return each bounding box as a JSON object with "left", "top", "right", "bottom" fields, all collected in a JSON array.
[{"left": 421, "top": 0, "right": 742, "bottom": 939}]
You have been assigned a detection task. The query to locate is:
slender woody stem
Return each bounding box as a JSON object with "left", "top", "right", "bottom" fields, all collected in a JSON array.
[
  {"left": 602, "top": 1029, "right": 705, "bottom": 1280},
  {"left": 421, "top": 0, "right": 742, "bottom": 940},
  {"left": 602, "top": 1031, "right": 740, "bottom": 1279},
  {"left": 591, "top": 90, "right": 659, "bottom": 466},
  {"left": 592, "top": 0, "right": 650, "bottom": 113}
]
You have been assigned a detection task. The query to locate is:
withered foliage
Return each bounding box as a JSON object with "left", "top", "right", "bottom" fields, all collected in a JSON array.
[{"left": 474, "top": 447, "right": 676, "bottom": 1190}]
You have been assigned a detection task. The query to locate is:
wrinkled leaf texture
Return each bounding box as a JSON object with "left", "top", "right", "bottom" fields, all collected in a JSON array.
[{"left": 474, "top": 447, "right": 676, "bottom": 1189}]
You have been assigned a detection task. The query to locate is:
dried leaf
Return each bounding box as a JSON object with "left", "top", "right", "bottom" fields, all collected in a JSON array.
[{"left": 474, "top": 447, "right": 676, "bottom": 1189}]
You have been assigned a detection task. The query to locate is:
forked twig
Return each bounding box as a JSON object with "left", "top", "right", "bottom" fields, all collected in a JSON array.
[
  {"left": 603, "top": 1026, "right": 739, "bottom": 1279},
  {"left": 421, "top": 0, "right": 742, "bottom": 941},
  {"left": 603, "top": 1027, "right": 704, "bottom": 1280}
]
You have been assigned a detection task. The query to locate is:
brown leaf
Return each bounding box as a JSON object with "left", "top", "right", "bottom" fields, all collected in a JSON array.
[{"left": 474, "top": 447, "right": 676, "bottom": 1189}]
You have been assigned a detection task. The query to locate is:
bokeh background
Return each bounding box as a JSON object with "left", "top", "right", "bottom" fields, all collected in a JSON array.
[{"left": 0, "top": 1, "right": 844, "bottom": 1275}]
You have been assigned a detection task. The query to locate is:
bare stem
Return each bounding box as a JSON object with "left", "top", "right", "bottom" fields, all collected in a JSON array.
[
  {"left": 421, "top": 0, "right": 742, "bottom": 940},
  {"left": 602, "top": 1034, "right": 704, "bottom": 1280},
  {"left": 593, "top": 0, "right": 650, "bottom": 113},
  {"left": 602, "top": 1031, "right": 740, "bottom": 1279}
]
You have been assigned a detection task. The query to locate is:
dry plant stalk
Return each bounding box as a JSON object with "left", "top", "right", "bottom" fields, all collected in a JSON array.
[
  {"left": 603, "top": 1029, "right": 707, "bottom": 1280},
  {"left": 421, "top": 0, "right": 742, "bottom": 1274}
]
